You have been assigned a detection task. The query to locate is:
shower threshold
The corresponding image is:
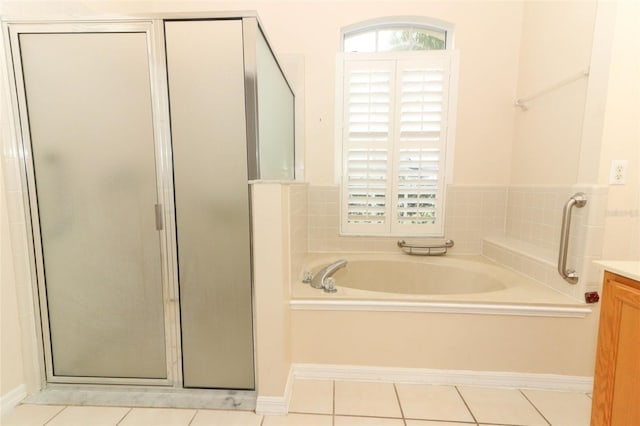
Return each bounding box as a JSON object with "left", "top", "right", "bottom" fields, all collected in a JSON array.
[{"left": 23, "top": 384, "right": 256, "bottom": 411}]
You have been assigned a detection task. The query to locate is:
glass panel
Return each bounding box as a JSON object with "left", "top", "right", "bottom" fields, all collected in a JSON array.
[
  {"left": 344, "top": 31, "right": 376, "bottom": 52},
  {"left": 20, "top": 33, "right": 166, "bottom": 379},
  {"left": 344, "top": 27, "right": 446, "bottom": 53},
  {"left": 164, "top": 20, "right": 255, "bottom": 389},
  {"left": 378, "top": 27, "right": 446, "bottom": 51},
  {"left": 256, "top": 31, "right": 295, "bottom": 180}
]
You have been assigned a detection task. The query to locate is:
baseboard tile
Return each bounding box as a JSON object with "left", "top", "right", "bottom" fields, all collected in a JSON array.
[
  {"left": 1, "top": 385, "right": 26, "bottom": 418},
  {"left": 292, "top": 363, "right": 593, "bottom": 393},
  {"left": 255, "top": 365, "right": 294, "bottom": 415}
]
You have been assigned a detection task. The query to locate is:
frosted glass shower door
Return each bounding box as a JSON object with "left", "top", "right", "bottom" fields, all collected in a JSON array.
[
  {"left": 18, "top": 32, "right": 167, "bottom": 380},
  {"left": 165, "top": 19, "right": 255, "bottom": 389}
]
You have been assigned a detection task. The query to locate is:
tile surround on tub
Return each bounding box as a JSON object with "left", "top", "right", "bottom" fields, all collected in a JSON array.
[
  {"left": 301, "top": 183, "right": 607, "bottom": 302},
  {"left": 486, "top": 185, "right": 608, "bottom": 301},
  {"left": 505, "top": 185, "right": 607, "bottom": 254},
  {"left": 289, "top": 183, "right": 309, "bottom": 283},
  {"left": 306, "top": 185, "right": 508, "bottom": 255}
]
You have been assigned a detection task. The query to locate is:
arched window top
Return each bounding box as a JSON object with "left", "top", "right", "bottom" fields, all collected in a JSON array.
[{"left": 342, "top": 16, "right": 454, "bottom": 53}]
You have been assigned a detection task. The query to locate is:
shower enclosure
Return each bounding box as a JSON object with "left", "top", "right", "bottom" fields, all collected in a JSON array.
[{"left": 5, "top": 14, "right": 294, "bottom": 390}]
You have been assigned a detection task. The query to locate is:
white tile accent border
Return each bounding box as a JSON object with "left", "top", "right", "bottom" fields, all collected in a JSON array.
[
  {"left": 255, "top": 365, "right": 295, "bottom": 416},
  {"left": 292, "top": 364, "right": 593, "bottom": 393},
  {"left": 0, "top": 384, "right": 26, "bottom": 418}
]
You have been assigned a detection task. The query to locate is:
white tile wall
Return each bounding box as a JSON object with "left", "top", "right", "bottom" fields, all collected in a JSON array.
[
  {"left": 445, "top": 185, "right": 508, "bottom": 254},
  {"left": 306, "top": 185, "right": 508, "bottom": 255},
  {"left": 300, "top": 183, "right": 608, "bottom": 302},
  {"left": 289, "top": 183, "right": 309, "bottom": 282},
  {"left": 485, "top": 185, "right": 608, "bottom": 301}
]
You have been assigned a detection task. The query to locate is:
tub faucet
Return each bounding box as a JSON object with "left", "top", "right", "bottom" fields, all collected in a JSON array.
[{"left": 310, "top": 259, "right": 347, "bottom": 290}]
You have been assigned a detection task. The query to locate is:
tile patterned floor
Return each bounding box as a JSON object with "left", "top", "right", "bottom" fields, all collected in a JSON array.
[{"left": 2, "top": 380, "right": 593, "bottom": 426}]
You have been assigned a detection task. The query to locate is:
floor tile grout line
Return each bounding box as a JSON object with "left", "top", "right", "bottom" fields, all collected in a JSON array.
[
  {"left": 518, "top": 389, "right": 552, "bottom": 426},
  {"left": 392, "top": 383, "right": 407, "bottom": 426},
  {"left": 332, "top": 380, "right": 335, "bottom": 426},
  {"left": 404, "top": 421, "right": 477, "bottom": 425},
  {"left": 42, "top": 405, "right": 68, "bottom": 426},
  {"left": 454, "top": 386, "right": 479, "bottom": 425},
  {"left": 332, "top": 413, "right": 405, "bottom": 420},
  {"left": 186, "top": 408, "right": 198, "bottom": 426},
  {"left": 403, "top": 415, "right": 479, "bottom": 424},
  {"left": 283, "top": 412, "right": 333, "bottom": 417},
  {"left": 114, "top": 407, "right": 133, "bottom": 426},
  {"left": 477, "top": 423, "right": 545, "bottom": 426}
]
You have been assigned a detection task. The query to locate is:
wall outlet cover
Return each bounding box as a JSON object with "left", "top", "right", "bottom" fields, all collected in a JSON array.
[{"left": 609, "top": 160, "right": 628, "bottom": 185}]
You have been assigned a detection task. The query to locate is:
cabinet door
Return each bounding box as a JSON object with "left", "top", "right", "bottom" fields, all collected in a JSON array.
[
  {"left": 591, "top": 272, "right": 640, "bottom": 426},
  {"left": 165, "top": 19, "right": 255, "bottom": 389}
]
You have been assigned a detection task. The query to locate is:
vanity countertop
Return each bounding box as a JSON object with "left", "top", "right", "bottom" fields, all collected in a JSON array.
[{"left": 595, "top": 261, "right": 640, "bottom": 282}]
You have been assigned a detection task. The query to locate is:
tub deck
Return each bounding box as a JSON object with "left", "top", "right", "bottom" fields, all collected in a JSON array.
[{"left": 292, "top": 254, "right": 591, "bottom": 317}]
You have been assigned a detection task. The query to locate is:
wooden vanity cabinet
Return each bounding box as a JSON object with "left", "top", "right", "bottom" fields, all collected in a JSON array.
[{"left": 590, "top": 271, "right": 640, "bottom": 426}]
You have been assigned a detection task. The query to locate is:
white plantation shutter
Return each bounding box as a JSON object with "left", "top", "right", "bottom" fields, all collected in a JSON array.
[
  {"left": 341, "top": 61, "right": 394, "bottom": 233},
  {"left": 392, "top": 58, "right": 450, "bottom": 235},
  {"left": 340, "top": 51, "right": 457, "bottom": 236}
]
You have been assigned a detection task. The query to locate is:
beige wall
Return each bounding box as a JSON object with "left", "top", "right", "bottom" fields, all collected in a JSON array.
[
  {"left": 258, "top": 0, "right": 524, "bottom": 185},
  {"left": 0, "top": 0, "right": 525, "bottom": 186},
  {"left": 511, "top": 1, "right": 597, "bottom": 185},
  {"left": 598, "top": 0, "right": 640, "bottom": 261}
]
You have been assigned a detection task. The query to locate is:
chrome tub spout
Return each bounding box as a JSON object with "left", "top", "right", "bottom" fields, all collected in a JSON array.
[{"left": 310, "top": 259, "right": 348, "bottom": 290}]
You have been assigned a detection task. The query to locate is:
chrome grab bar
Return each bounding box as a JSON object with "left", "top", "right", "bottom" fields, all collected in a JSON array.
[
  {"left": 397, "top": 239, "right": 454, "bottom": 256},
  {"left": 558, "top": 192, "right": 587, "bottom": 284}
]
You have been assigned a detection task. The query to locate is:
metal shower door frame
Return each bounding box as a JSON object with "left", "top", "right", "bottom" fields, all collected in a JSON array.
[{"left": 5, "top": 19, "right": 183, "bottom": 387}]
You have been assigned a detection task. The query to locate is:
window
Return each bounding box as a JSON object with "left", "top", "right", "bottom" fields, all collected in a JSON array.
[
  {"left": 344, "top": 26, "right": 446, "bottom": 53},
  {"left": 338, "top": 19, "right": 458, "bottom": 237}
]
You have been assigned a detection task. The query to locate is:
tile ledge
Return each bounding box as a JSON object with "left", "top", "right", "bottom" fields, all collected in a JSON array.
[{"left": 483, "top": 235, "right": 556, "bottom": 266}]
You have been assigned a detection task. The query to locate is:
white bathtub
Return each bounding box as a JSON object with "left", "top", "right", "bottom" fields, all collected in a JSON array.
[
  {"left": 326, "top": 258, "right": 505, "bottom": 295},
  {"left": 290, "top": 253, "right": 595, "bottom": 382},
  {"left": 292, "top": 254, "right": 590, "bottom": 315}
]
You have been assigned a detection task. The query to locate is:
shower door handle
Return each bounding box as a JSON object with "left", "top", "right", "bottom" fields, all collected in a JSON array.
[
  {"left": 557, "top": 193, "right": 587, "bottom": 284},
  {"left": 155, "top": 204, "right": 164, "bottom": 230}
]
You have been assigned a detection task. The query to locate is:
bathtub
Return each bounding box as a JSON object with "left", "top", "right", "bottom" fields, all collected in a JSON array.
[
  {"left": 290, "top": 253, "right": 597, "bottom": 380},
  {"left": 292, "top": 253, "right": 590, "bottom": 315}
]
